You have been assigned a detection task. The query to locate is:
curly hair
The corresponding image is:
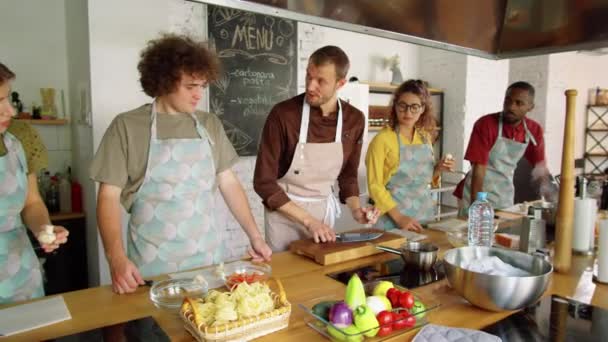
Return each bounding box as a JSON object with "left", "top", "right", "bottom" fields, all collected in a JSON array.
[
  {"left": 390, "top": 79, "right": 437, "bottom": 139},
  {"left": 0, "top": 62, "right": 16, "bottom": 85},
  {"left": 138, "top": 34, "right": 220, "bottom": 97}
]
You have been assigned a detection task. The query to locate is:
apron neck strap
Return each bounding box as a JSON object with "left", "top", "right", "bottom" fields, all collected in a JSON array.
[
  {"left": 300, "top": 98, "right": 343, "bottom": 144},
  {"left": 498, "top": 113, "right": 537, "bottom": 146},
  {"left": 150, "top": 100, "right": 213, "bottom": 145}
]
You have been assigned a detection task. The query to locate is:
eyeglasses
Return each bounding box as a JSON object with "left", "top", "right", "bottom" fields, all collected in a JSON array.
[{"left": 395, "top": 102, "right": 424, "bottom": 114}]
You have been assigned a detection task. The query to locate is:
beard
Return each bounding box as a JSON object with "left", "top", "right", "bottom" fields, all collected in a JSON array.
[
  {"left": 502, "top": 111, "right": 521, "bottom": 124},
  {"left": 305, "top": 91, "right": 334, "bottom": 108}
]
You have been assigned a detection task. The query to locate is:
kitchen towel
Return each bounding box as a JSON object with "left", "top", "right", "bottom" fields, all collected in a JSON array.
[
  {"left": 413, "top": 324, "right": 502, "bottom": 342},
  {"left": 573, "top": 198, "right": 597, "bottom": 252},
  {"left": 0, "top": 295, "right": 71, "bottom": 336}
]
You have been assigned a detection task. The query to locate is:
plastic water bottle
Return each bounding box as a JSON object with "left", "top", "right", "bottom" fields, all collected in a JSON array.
[{"left": 468, "top": 192, "right": 494, "bottom": 247}]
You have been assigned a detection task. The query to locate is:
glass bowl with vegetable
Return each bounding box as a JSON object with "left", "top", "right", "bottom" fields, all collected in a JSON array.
[{"left": 222, "top": 260, "right": 272, "bottom": 289}]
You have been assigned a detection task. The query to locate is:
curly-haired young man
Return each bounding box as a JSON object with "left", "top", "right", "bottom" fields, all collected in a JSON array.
[{"left": 90, "top": 34, "right": 271, "bottom": 294}]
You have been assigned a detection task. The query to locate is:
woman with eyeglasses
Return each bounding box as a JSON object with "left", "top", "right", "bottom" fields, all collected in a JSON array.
[{"left": 365, "top": 80, "right": 454, "bottom": 232}]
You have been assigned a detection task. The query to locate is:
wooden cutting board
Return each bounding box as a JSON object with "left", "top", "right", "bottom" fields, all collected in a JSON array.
[{"left": 289, "top": 228, "right": 406, "bottom": 265}]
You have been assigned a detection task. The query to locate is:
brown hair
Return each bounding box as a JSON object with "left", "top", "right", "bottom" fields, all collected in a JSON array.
[
  {"left": 0, "top": 63, "right": 16, "bottom": 85},
  {"left": 138, "top": 34, "right": 220, "bottom": 97},
  {"left": 390, "top": 79, "right": 437, "bottom": 139},
  {"left": 309, "top": 45, "right": 350, "bottom": 80}
]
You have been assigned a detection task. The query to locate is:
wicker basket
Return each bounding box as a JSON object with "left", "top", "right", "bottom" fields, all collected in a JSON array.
[{"left": 181, "top": 277, "right": 291, "bottom": 341}]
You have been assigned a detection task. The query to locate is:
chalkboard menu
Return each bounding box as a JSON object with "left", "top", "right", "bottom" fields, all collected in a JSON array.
[{"left": 208, "top": 5, "right": 297, "bottom": 156}]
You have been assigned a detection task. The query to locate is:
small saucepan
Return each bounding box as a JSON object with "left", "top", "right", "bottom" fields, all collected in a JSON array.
[{"left": 376, "top": 241, "right": 439, "bottom": 271}]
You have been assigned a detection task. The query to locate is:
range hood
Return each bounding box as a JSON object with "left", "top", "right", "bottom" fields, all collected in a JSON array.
[{"left": 196, "top": 0, "right": 608, "bottom": 59}]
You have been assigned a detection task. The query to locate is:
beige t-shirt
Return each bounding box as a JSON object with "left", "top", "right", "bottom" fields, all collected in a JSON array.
[
  {"left": 0, "top": 120, "right": 49, "bottom": 174},
  {"left": 89, "top": 104, "right": 239, "bottom": 212}
]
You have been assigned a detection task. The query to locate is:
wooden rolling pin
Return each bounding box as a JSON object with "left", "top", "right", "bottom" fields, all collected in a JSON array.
[{"left": 554, "top": 89, "right": 577, "bottom": 273}]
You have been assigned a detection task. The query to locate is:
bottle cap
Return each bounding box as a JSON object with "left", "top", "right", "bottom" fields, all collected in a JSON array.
[{"left": 476, "top": 192, "right": 488, "bottom": 200}]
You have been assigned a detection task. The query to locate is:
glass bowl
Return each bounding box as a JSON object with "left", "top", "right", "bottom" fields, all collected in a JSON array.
[
  {"left": 149, "top": 278, "right": 208, "bottom": 311},
  {"left": 222, "top": 260, "right": 272, "bottom": 289}
]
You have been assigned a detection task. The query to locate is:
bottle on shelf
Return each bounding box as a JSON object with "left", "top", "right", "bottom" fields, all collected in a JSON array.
[
  {"left": 69, "top": 167, "right": 83, "bottom": 213},
  {"left": 58, "top": 172, "right": 72, "bottom": 213}
]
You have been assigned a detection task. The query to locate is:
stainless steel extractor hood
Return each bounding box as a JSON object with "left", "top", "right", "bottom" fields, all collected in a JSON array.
[{"left": 195, "top": 0, "right": 608, "bottom": 59}]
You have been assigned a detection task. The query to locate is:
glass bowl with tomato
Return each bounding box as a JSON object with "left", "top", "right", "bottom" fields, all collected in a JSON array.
[
  {"left": 222, "top": 260, "right": 272, "bottom": 289},
  {"left": 299, "top": 280, "right": 440, "bottom": 341}
]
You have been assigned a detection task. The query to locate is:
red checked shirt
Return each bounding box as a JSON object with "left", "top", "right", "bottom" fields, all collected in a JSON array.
[{"left": 454, "top": 113, "right": 545, "bottom": 199}]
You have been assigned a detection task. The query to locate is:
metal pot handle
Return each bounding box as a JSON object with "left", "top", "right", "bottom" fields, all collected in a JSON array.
[{"left": 375, "top": 245, "right": 402, "bottom": 255}]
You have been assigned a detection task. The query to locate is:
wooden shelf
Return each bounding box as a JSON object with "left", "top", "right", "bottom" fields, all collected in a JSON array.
[
  {"left": 585, "top": 152, "right": 608, "bottom": 157},
  {"left": 587, "top": 128, "right": 608, "bottom": 132},
  {"left": 15, "top": 119, "right": 68, "bottom": 125},
  {"left": 361, "top": 81, "right": 443, "bottom": 94},
  {"left": 50, "top": 212, "right": 85, "bottom": 221}
]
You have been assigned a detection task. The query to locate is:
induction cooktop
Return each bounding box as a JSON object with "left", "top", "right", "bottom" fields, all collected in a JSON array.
[
  {"left": 52, "top": 316, "right": 170, "bottom": 342},
  {"left": 483, "top": 295, "right": 608, "bottom": 342},
  {"left": 327, "top": 257, "right": 446, "bottom": 289}
]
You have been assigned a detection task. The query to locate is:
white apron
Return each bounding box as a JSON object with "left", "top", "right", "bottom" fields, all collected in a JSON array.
[{"left": 264, "top": 99, "right": 345, "bottom": 252}]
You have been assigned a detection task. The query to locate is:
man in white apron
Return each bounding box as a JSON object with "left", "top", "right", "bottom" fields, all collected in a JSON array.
[
  {"left": 454, "top": 82, "right": 549, "bottom": 215},
  {"left": 0, "top": 63, "right": 69, "bottom": 304},
  {"left": 91, "top": 35, "right": 271, "bottom": 295},
  {"left": 254, "top": 46, "right": 379, "bottom": 252}
]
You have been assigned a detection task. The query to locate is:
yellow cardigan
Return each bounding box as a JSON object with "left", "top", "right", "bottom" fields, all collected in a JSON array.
[{"left": 365, "top": 127, "right": 439, "bottom": 215}]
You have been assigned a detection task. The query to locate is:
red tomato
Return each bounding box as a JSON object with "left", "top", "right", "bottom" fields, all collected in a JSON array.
[
  {"left": 377, "top": 326, "right": 393, "bottom": 337},
  {"left": 386, "top": 288, "right": 399, "bottom": 299},
  {"left": 376, "top": 310, "right": 394, "bottom": 326},
  {"left": 403, "top": 315, "right": 416, "bottom": 328},
  {"left": 399, "top": 291, "right": 415, "bottom": 309},
  {"left": 388, "top": 289, "right": 401, "bottom": 307},
  {"left": 392, "top": 310, "right": 412, "bottom": 330}
]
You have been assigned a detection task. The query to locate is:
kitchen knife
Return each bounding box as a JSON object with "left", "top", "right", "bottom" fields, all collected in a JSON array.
[{"left": 336, "top": 232, "right": 383, "bottom": 243}]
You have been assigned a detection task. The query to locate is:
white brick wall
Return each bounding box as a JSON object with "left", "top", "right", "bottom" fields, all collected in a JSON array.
[
  {"left": 297, "top": 23, "right": 420, "bottom": 90},
  {"left": 464, "top": 56, "right": 509, "bottom": 156},
  {"left": 509, "top": 55, "right": 550, "bottom": 126},
  {"left": 418, "top": 46, "right": 468, "bottom": 176}
]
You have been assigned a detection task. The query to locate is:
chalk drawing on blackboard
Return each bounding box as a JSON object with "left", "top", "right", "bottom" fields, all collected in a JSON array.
[
  {"left": 264, "top": 16, "right": 275, "bottom": 30},
  {"left": 214, "top": 75, "right": 230, "bottom": 94},
  {"left": 278, "top": 19, "right": 295, "bottom": 37},
  {"left": 221, "top": 119, "right": 254, "bottom": 151},
  {"left": 212, "top": 7, "right": 241, "bottom": 26},
  {"left": 220, "top": 29, "right": 229, "bottom": 40},
  {"left": 211, "top": 97, "right": 224, "bottom": 117},
  {"left": 239, "top": 13, "right": 257, "bottom": 26},
  {"left": 274, "top": 42, "right": 295, "bottom": 97},
  {"left": 217, "top": 49, "right": 288, "bottom": 65}
]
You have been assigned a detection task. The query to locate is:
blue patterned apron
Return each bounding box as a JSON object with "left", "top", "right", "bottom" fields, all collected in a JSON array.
[
  {"left": 460, "top": 114, "right": 537, "bottom": 215},
  {"left": 377, "top": 129, "right": 435, "bottom": 229},
  {"left": 127, "top": 103, "right": 224, "bottom": 278},
  {"left": 0, "top": 131, "right": 44, "bottom": 304}
]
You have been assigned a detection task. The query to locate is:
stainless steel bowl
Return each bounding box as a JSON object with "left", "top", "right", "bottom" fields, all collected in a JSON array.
[
  {"left": 443, "top": 246, "right": 553, "bottom": 311},
  {"left": 377, "top": 241, "right": 438, "bottom": 271}
]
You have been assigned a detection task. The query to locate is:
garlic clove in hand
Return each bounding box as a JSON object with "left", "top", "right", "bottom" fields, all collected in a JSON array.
[
  {"left": 445, "top": 153, "right": 454, "bottom": 161},
  {"left": 38, "top": 225, "right": 56, "bottom": 244}
]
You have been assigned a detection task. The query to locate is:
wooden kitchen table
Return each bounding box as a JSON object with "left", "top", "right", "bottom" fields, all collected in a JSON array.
[{"left": 2, "top": 230, "right": 607, "bottom": 341}]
